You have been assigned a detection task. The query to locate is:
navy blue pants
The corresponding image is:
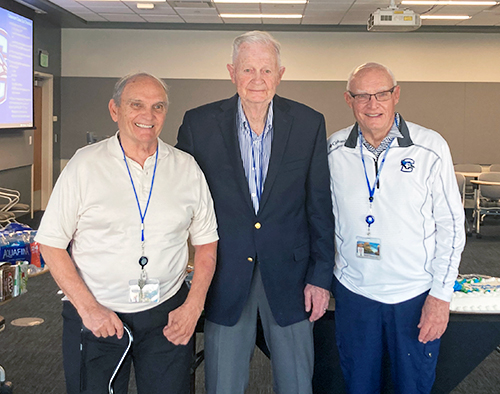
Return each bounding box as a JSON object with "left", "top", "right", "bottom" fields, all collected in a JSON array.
[
  {"left": 334, "top": 279, "right": 440, "bottom": 394},
  {"left": 62, "top": 283, "right": 193, "bottom": 394}
]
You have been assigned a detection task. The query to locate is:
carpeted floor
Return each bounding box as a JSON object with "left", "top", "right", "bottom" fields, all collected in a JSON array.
[{"left": 1, "top": 213, "right": 499, "bottom": 393}]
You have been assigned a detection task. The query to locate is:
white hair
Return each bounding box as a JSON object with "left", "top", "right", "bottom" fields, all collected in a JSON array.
[
  {"left": 231, "top": 30, "right": 281, "bottom": 66},
  {"left": 346, "top": 62, "right": 397, "bottom": 91}
]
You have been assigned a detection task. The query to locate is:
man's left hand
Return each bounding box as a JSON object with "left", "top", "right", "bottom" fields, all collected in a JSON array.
[
  {"left": 163, "top": 303, "right": 201, "bottom": 346},
  {"left": 417, "top": 294, "right": 450, "bottom": 343},
  {"left": 304, "top": 284, "right": 330, "bottom": 322}
]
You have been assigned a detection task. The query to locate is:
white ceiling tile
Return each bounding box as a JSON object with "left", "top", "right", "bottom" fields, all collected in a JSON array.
[
  {"left": 49, "top": 0, "right": 76, "bottom": 6},
  {"left": 149, "top": 3, "right": 176, "bottom": 12},
  {"left": 79, "top": 2, "right": 133, "bottom": 11},
  {"left": 99, "top": 12, "right": 146, "bottom": 20},
  {"left": 43, "top": 0, "right": 500, "bottom": 26},
  {"left": 214, "top": 4, "right": 260, "bottom": 12},
  {"left": 73, "top": 11, "right": 109, "bottom": 20},
  {"left": 349, "top": 3, "right": 388, "bottom": 10},
  {"left": 479, "top": 8, "right": 500, "bottom": 16},
  {"left": 436, "top": 5, "right": 483, "bottom": 13},
  {"left": 302, "top": 15, "right": 343, "bottom": 24},
  {"left": 140, "top": 14, "right": 185, "bottom": 21},
  {"left": 306, "top": 0, "right": 354, "bottom": 5},
  {"left": 303, "top": 10, "right": 348, "bottom": 17},
  {"left": 340, "top": 11, "right": 370, "bottom": 23},
  {"left": 260, "top": 4, "right": 306, "bottom": 12},
  {"left": 484, "top": 7, "right": 500, "bottom": 15},
  {"left": 132, "top": 4, "right": 177, "bottom": 13},
  {"left": 181, "top": 15, "right": 223, "bottom": 22},
  {"left": 305, "top": 4, "right": 353, "bottom": 13},
  {"left": 168, "top": 0, "right": 214, "bottom": 6},
  {"left": 85, "top": 6, "right": 134, "bottom": 12},
  {"left": 457, "top": 19, "right": 496, "bottom": 25},
  {"left": 353, "top": 0, "right": 390, "bottom": 4},
  {"left": 403, "top": 5, "right": 442, "bottom": 13},
  {"left": 175, "top": 7, "right": 218, "bottom": 14},
  {"left": 305, "top": 4, "right": 351, "bottom": 12},
  {"left": 59, "top": 3, "right": 93, "bottom": 11},
  {"left": 169, "top": 0, "right": 215, "bottom": 8},
  {"left": 77, "top": 1, "right": 124, "bottom": 6},
  {"left": 455, "top": 11, "right": 499, "bottom": 24}
]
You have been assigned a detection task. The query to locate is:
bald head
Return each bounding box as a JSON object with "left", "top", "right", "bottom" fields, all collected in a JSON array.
[
  {"left": 112, "top": 72, "right": 169, "bottom": 108},
  {"left": 346, "top": 62, "right": 397, "bottom": 92}
]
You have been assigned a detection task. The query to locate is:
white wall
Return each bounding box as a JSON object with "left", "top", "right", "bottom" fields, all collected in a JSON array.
[{"left": 62, "top": 29, "right": 500, "bottom": 82}]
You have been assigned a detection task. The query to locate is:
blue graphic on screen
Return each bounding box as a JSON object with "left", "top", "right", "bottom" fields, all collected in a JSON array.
[{"left": 0, "top": 6, "right": 33, "bottom": 129}]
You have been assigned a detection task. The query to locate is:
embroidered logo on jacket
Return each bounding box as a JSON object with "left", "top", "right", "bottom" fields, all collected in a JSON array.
[{"left": 401, "top": 158, "right": 415, "bottom": 172}]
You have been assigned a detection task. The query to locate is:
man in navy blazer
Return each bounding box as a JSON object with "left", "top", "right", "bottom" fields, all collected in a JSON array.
[{"left": 176, "top": 31, "right": 335, "bottom": 394}]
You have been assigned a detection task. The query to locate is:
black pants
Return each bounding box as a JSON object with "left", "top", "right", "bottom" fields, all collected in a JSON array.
[{"left": 62, "top": 283, "right": 193, "bottom": 394}]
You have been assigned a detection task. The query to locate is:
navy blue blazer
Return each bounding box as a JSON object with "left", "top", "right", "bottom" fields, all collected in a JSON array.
[{"left": 176, "top": 94, "right": 335, "bottom": 327}]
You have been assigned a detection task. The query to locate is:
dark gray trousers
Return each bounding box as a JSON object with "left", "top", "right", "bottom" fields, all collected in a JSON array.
[{"left": 204, "top": 265, "right": 314, "bottom": 394}]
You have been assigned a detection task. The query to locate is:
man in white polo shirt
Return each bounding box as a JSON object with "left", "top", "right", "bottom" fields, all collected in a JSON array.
[
  {"left": 36, "top": 72, "right": 218, "bottom": 394},
  {"left": 328, "top": 62, "right": 465, "bottom": 393}
]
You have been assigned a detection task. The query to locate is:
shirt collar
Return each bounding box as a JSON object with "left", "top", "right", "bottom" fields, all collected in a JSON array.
[
  {"left": 108, "top": 131, "right": 169, "bottom": 162},
  {"left": 358, "top": 113, "right": 403, "bottom": 145},
  {"left": 345, "top": 112, "right": 413, "bottom": 149},
  {"left": 237, "top": 98, "right": 274, "bottom": 138}
]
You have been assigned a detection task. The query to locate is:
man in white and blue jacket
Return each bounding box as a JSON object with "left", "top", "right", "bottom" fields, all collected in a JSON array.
[{"left": 328, "top": 62, "right": 465, "bottom": 394}]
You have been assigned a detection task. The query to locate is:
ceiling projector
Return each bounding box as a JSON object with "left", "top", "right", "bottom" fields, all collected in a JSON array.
[{"left": 367, "top": 5, "right": 421, "bottom": 32}]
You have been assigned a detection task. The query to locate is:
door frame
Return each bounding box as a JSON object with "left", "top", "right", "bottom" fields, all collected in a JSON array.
[{"left": 33, "top": 71, "right": 54, "bottom": 211}]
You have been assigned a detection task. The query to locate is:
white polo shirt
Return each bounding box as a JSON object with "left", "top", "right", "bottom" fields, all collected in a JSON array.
[{"left": 36, "top": 133, "right": 218, "bottom": 313}]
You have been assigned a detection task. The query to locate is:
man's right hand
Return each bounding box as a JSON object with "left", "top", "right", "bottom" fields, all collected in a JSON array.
[
  {"left": 39, "top": 245, "right": 125, "bottom": 339},
  {"left": 80, "top": 303, "right": 124, "bottom": 339}
]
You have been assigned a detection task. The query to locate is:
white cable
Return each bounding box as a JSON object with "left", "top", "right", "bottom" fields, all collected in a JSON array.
[
  {"left": 108, "top": 325, "right": 134, "bottom": 394},
  {"left": 0, "top": 365, "right": 6, "bottom": 383}
]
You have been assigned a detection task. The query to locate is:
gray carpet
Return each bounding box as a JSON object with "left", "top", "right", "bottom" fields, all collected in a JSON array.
[{"left": 1, "top": 213, "right": 499, "bottom": 393}]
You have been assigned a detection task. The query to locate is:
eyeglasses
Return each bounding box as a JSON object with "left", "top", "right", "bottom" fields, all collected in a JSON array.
[{"left": 348, "top": 86, "right": 397, "bottom": 103}]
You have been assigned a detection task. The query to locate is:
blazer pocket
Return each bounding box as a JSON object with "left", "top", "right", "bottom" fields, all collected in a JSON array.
[{"left": 293, "top": 244, "right": 310, "bottom": 262}]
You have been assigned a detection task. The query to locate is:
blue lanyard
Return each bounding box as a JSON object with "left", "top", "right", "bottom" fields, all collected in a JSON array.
[
  {"left": 251, "top": 138, "right": 264, "bottom": 203},
  {"left": 119, "top": 140, "right": 159, "bottom": 244},
  {"left": 359, "top": 132, "right": 394, "bottom": 203}
]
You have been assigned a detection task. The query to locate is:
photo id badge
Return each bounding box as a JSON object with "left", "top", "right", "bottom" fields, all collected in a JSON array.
[
  {"left": 356, "top": 236, "right": 381, "bottom": 260},
  {"left": 129, "top": 278, "right": 160, "bottom": 303}
]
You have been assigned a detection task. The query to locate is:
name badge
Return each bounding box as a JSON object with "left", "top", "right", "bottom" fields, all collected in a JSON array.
[
  {"left": 129, "top": 278, "right": 160, "bottom": 303},
  {"left": 356, "top": 236, "right": 381, "bottom": 260}
]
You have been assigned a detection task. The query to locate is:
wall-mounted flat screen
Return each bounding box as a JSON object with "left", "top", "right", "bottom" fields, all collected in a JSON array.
[{"left": 0, "top": 5, "right": 33, "bottom": 130}]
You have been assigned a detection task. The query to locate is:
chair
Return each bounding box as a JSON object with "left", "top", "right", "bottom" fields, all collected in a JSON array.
[
  {"left": 0, "top": 211, "right": 15, "bottom": 227},
  {"left": 0, "top": 187, "right": 30, "bottom": 218},
  {"left": 489, "top": 164, "right": 500, "bottom": 172},
  {"left": 474, "top": 172, "right": 500, "bottom": 238},
  {"left": 455, "top": 173, "right": 472, "bottom": 236},
  {"left": 454, "top": 164, "right": 483, "bottom": 173},
  {"left": 454, "top": 164, "right": 483, "bottom": 202}
]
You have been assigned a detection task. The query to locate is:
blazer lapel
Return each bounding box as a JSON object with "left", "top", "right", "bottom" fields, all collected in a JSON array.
[
  {"left": 258, "top": 95, "right": 293, "bottom": 214},
  {"left": 217, "top": 95, "right": 255, "bottom": 213}
]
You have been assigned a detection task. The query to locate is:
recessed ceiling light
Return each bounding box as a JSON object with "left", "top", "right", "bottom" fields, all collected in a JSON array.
[
  {"left": 420, "top": 14, "right": 471, "bottom": 19},
  {"left": 137, "top": 2, "right": 155, "bottom": 8},
  {"left": 214, "top": 0, "right": 307, "bottom": 3},
  {"left": 402, "top": 1, "right": 498, "bottom": 5},
  {"left": 220, "top": 13, "right": 303, "bottom": 18}
]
